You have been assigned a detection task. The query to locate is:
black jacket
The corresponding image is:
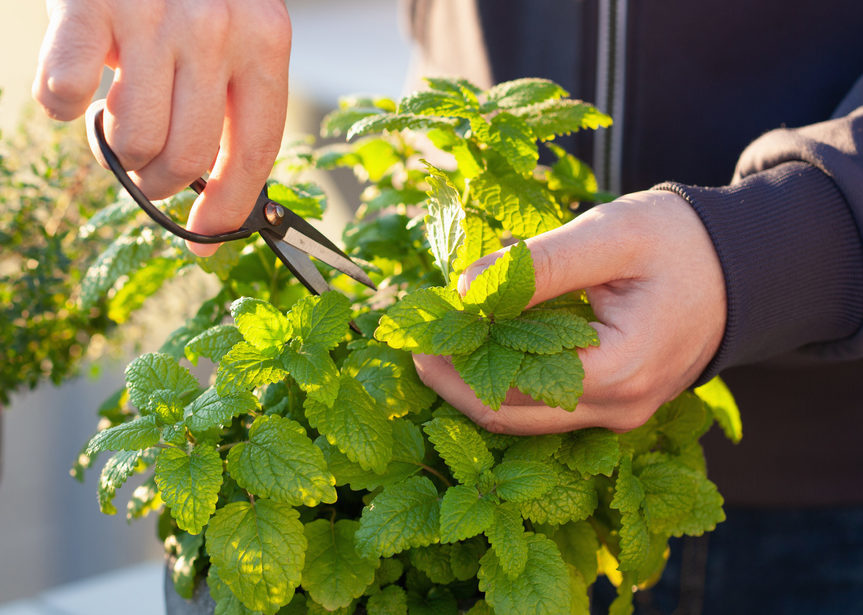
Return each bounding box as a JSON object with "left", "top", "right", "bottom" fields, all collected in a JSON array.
[{"left": 406, "top": 0, "right": 863, "bottom": 505}]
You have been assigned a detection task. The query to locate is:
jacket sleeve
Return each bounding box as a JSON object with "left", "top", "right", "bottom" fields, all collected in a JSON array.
[{"left": 654, "top": 76, "right": 863, "bottom": 383}]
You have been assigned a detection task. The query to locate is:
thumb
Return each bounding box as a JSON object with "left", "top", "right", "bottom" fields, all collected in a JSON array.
[{"left": 33, "top": 0, "right": 113, "bottom": 121}]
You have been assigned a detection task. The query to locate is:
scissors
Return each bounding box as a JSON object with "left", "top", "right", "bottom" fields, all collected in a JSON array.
[{"left": 84, "top": 100, "right": 376, "bottom": 299}]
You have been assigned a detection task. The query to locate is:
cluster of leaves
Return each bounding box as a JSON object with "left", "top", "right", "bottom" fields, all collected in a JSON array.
[{"left": 77, "top": 77, "right": 741, "bottom": 615}]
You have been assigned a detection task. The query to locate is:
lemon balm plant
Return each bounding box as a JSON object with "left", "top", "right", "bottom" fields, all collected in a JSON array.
[{"left": 77, "top": 77, "right": 741, "bottom": 615}]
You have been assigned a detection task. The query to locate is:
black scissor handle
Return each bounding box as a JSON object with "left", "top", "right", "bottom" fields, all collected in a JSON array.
[{"left": 85, "top": 99, "right": 253, "bottom": 244}]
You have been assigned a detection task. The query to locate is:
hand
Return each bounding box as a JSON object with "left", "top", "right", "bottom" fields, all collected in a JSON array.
[
  {"left": 413, "top": 190, "right": 727, "bottom": 435},
  {"left": 32, "top": 0, "right": 292, "bottom": 256}
]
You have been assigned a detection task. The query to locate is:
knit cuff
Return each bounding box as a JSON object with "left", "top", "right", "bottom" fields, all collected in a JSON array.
[{"left": 654, "top": 161, "right": 863, "bottom": 383}]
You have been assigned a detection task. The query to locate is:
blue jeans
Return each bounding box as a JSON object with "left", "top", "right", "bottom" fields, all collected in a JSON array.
[{"left": 592, "top": 506, "right": 863, "bottom": 615}]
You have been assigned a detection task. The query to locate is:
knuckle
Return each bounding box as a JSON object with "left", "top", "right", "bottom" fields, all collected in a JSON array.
[
  {"left": 187, "top": 0, "right": 230, "bottom": 46},
  {"left": 251, "top": 5, "right": 292, "bottom": 57},
  {"left": 109, "top": 131, "right": 164, "bottom": 170}
]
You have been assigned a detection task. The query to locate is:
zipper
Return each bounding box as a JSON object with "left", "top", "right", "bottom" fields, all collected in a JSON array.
[{"left": 594, "top": 0, "right": 628, "bottom": 195}]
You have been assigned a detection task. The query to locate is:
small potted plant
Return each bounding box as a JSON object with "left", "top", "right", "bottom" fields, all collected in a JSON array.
[{"left": 76, "top": 77, "right": 740, "bottom": 615}]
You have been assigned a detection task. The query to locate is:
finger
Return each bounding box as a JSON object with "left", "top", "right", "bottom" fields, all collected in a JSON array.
[
  {"left": 33, "top": 0, "right": 113, "bottom": 120},
  {"left": 185, "top": 14, "right": 291, "bottom": 256}
]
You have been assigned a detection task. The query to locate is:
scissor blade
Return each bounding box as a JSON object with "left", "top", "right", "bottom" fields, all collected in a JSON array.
[
  {"left": 263, "top": 233, "right": 331, "bottom": 295},
  {"left": 282, "top": 227, "right": 376, "bottom": 290}
]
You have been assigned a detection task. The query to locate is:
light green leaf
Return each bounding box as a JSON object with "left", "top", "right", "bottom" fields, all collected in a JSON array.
[
  {"left": 610, "top": 455, "right": 645, "bottom": 515},
  {"left": 486, "top": 78, "right": 569, "bottom": 109},
  {"left": 485, "top": 502, "right": 528, "bottom": 578},
  {"left": 617, "top": 510, "right": 650, "bottom": 572},
  {"left": 423, "top": 417, "right": 494, "bottom": 484},
  {"left": 439, "top": 485, "right": 495, "bottom": 542},
  {"left": 518, "top": 469, "right": 597, "bottom": 526},
  {"left": 375, "top": 287, "right": 465, "bottom": 353},
  {"left": 513, "top": 309, "right": 599, "bottom": 349},
  {"left": 288, "top": 291, "right": 352, "bottom": 350},
  {"left": 86, "top": 415, "right": 160, "bottom": 454},
  {"left": 493, "top": 459, "right": 557, "bottom": 503},
  {"left": 471, "top": 171, "right": 563, "bottom": 237},
  {"left": 452, "top": 340, "right": 524, "bottom": 410},
  {"left": 423, "top": 164, "right": 465, "bottom": 282},
  {"left": 125, "top": 353, "right": 199, "bottom": 411},
  {"left": 148, "top": 389, "right": 184, "bottom": 426},
  {"left": 230, "top": 298, "right": 291, "bottom": 352},
  {"left": 267, "top": 181, "right": 326, "bottom": 219},
  {"left": 485, "top": 113, "right": 539, "bottom": 175},
  {"left": 354, "top": 476, "right": 440, "bottom": 558},
  {"left": 695, "top": 376, "right": 742, "bottom": 443},
  {"left": 185, "top": 325, "right": 243, "bottom": 366},
  {"left": 207, "top": 500, "right": 306, "bottom": 614},
  {"left": 557, "top": 428, "right": 620, "bottom": 477},
  {"left": 184, "top": 387, "right": 258, "bottom": 435},
  {"left": 462, "top": 241, "right": 535, "bottom": 320},
  {"left": 304, "top": 375, "right": 393, "bottom": 472},
  {"left": 227, "top": 416, "right": 336, "bottom": 506},
  {"left": 546, "top": 142, "right": 603, "bottom": 203},
  {"left": 169, "top": 531, "right": 205, "bottom": 601},
  {"left": 398, "top": 89, "right": 474, "bottom": 117},
  {"left": 343, "top": 345, "right": 437, "bottom": 418},
  {"left": 511, "top": 99, "right": 612, "bottom": 141},
  {"left": 281, "top": 346, "right": 339, "bottom": 407},
  {"left": 452, "top": 214, "right": 502, "bottom": 276},
  {"left": 155, "top": 444, "right": 223, "bottom": 535},
  {"left": 514, "top": 349, "right": 584, "bottom": 411},
  {"left": 301, "top": 519, "right": 378, "bottom": 610},
  {"left": 207, "top": 565, "right": 257, "bottom": 615},
  {"left": 366, "top": 584, "right": 407, "bottom": 615},
  {"left": 108, "top": 257, "right": 183, "bottom": 324},
  {"left": 216, "top": 342, "right": 287, "bottom": 394},
  {"left": 80, "top": 231, "right": 155, "bottom": 308},
  {"left": 479, "top": 533, "right": 571, "bottom": 615},
  {"left": 98, "top": 449, "right": 145, "bottom": 515},
  {"left": 346, "top": 113, "right": 457, "bottom": 141},
  {"left": 549, "top": 521, "right": 599, "bottom": 585}
]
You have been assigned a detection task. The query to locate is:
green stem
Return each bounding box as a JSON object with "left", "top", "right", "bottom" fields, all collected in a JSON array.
[{"left": 419, "top": 463, "right": 452, "bottom": 488}]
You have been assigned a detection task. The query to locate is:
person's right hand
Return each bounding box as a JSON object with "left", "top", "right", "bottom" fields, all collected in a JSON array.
[{"left": 32, "top": 0, "right": 293, "bottom": 256}]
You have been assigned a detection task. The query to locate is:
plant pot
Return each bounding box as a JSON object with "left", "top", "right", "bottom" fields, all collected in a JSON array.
[{"left": 163, "top": 561, "right": 215, "bottom": 615}]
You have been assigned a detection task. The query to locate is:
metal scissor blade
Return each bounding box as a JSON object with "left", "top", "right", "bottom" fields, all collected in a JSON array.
[
  {"left": 282, "top": 226, "right": 376, "bottom": 290},
  {"left": 263, "top": 232, "right": 331, "bottom": 295}
]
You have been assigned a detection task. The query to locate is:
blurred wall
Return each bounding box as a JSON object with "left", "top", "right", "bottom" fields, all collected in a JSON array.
[{"left": 0, "top": 0, "right": 410, "bottom": 604}]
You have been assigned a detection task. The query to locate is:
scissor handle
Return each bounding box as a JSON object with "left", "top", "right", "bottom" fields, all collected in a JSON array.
[{"left": 85, "top": 100, "right": 253, "bottom": 244}]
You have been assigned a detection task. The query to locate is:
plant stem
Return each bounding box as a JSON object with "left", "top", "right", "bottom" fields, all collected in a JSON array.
[{"left": 419, "top": 463, "right": 452, "bottom": 488}]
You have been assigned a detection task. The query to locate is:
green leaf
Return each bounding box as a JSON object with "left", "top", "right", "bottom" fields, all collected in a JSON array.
[
  {"left": 471, "top": 171, "right": 563, "bottom": 237},
  {"left": 512, "top": 309, "right": 599, "bottom": 350},
  {"left": 485, "top": 113, "right": 539, "bottom": 175},
  {"left": 207, "top": 500, "right": 307, "bottom": 614},
  {"left": 652, "top": 392, "right": 711, "bottom": 449},
  {"left": 155, "top": 444, "right": 223, "bottom": 535},
  {"left": 78, "top": 196, "right": 140, "bottom": 238},
  {"left": 267, "top": 182, "right": 326, "bottom": 220},
  {"left": 518, "top": 469, "right": 597, "bottom": 526},
  {"left": 485, "top": 78, "right": 569, "bottom": 109},
  {"left": 503, "top": 434, "right": 563, "bottom": 463},
  {"left": 462, "top": 241, "right": 535, "bottom": 320},
  {"left": 148, "top": 389, "right": 184, "bottom": 426},
  {"left": 449, "top": 538, "right": 486, "bottom": 580},
  {"left": 343, "top": 345, "right": 437, "bottom": 418},
  {"left": 184, "top": 387, "right": 258, "bottom": 436},
  {"left": 452, "top": 214, "right": 502, "bottom": 276},
  {"left": 452, "top": 340, "right": 524, "bottom": 410},
  {"left": 491, "top": 317, "right": 567, "bottom": 354},
  {"left": 80, "top": 230, "right": 155, "bottom": 308},
  {"left": 304, "top": 375, "right": 393, "bottom": 472},
  {"left": 479, "top": 533, "right": 571, "bottom": 615},
  {"left": 423, "top": 417, "right": 494, "bottom": 484},
  {"left": 288, "top": 291, "right": 352, "bottom": 350},
  {"left": 216, "top": 342, "right": 287, "bottom": 394},
  {"left": 346, "top": 113, "right": 456, "bottom": 141},
  {"left": 398, "top": 90, "right": 474, "bottom": 117},
  {"left": 321, "top": 106, "right": 385, "bottom": 138},
  {"left": 423, "top": 164, "right": 465, "bottom": 282},
  {"left": 557, "top": 428, "right": 620, "bottom": 477},
  {"left": 492, "top": 460, "right": 557, "bottom": 503},
  {"left": 617, "top": 510, "right": 650, "bottom": 572},
  {"left": 610, "top": 456, "right": 645, "bottom": 515},
  {"left": 281, "top": 346, "right": 340, "bottom": 406},
  {"left": 375, "top": 286, "right": 468, "bottom": 353},
  {"left": 548, "top": 521, "right": 599, "bottom": 585},
  {"left": 301, "top": 519, "right": 378, "bottom": 610},
  {"left": 695, "top": 376, "right": 742, "bottom": 443},
  {"left": 545, "top": 142, "right": 603, "bottom": 203},
  {"left": 406, "top": 587, "right": 458, "bottom": 615},
  {"left": 169, "top": 531, "right": 205, "bottom": 601},
  {"left": 125, "top": 353, "right": 199, "bottom": 411},
  {"left": 185, "top": 325, "right": 244, "bottom": 366},
  {"left": 107, "top": 257, "right": 183, "bottom": 324},
  {"left": 511, "top": 99, "right": 612, "bottom": 141},
  {"left": 230, "top": 298, "right": 291, "bottom": 352},
  {"left": 439, "top": 485, "right": 495, "bottom": 542},
  {"left": 354, "top": 476, "right": 441, "bottom": 558},
  {"left": 86, "top": 415, "right": 160, "bottom": 454},
  {"left": 485, "top": 502, "right": 528, "bottom": 578},
  {"left": 514, "top": 349, "right": 585, "bottom": 411},
  {"left": 207, "top": 565, "right": 255, "bottom": 615},
  {"left": 366, "top": 585, "right": 407, "bottom": 615},
  {"left": 126, "top": 474, "right": 161, "bottom": 521},
  {"left": 227, "top": 415, "right": 336, "bottom": 507},
  {"left": 98, "top": 449, "right": 145, "bottom": 515},
  {"left": 409, "top": 545, "right": 456, "bottom": 584}
]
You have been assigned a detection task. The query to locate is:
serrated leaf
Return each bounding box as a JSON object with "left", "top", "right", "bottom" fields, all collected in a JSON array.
[
  {"left": 452, "top": 340, "right": 524, "bottom": 410},
  {"left": 549, "top": 521, "right": 599, "bottom": 585},
  {"left": 490, "top": 317, "right": 564, "bottom": 354},
  {"left": 288, "top": 291, "right": 351, "bottom": 350},
  {"left": 125, "top": 353, "right": 199, "bottom": 411},
  {"left": 207, "top": 500, "right": 307, "bottom": 614},
  {"left": 514, "top": 349, "right": 585, "bottom": 411},
  {"left": 304, "top": 375, "right": 393, "bottom": 472},
  {"left": 155, "top": 444, "right": 223, "bottom": 535},
  {"left": 267, "top": 182, "right": 326, "bottom": 219},
  {"left": 78, "top": 196, "right": 140, "bottom": 238},
  {"left": 503, "top": 434, "right": 563, "bottom": 463},
  {"left": 375, "top": 287, "right": 465, "bottom": 353},
  {"left": 281, "top": 346, "right": 339, "bottom": 407},
  {"left": 343, "top": 345, "right": 437, "bottom": 418},
  {"left": 518, "top": 469, "right": 597, "bottom": 526},
  {"left": 410, "top": 545, "right": 456, "bottom": 584},
  {"left": 366, "top": 584, "right": 407, "bottom": 615},
  {"left": 399, "top": 90, "right": 474, "bottom": 117},
  {"left": 423, "top": 417, "right": 494, "bottom": 484},
  {"left": 207, "top": 565, "right": 259, "bottom": 615},
  {"left": 347, "top": 113, "right": 456, "bottom": 141},
  {"left": 439, "top": 485, "right": 495, "bottom": 542},
  {"left": 545, "top": 142, "right": 602, "bottom": 203},
  {"left": 107, "top": 257, "right": 183, "bottom": 324},
  {"left": 463, "top": 241, "right": 535, "bottom": 320},
  {"left": 471, "top": 171, "right": 563, "bottom": 237},
  {"left": 98, "top": 449, "right": 145, "bottom": 515},
  {"left": 452, "top": 214, "right": 502, "bottom": 276},
  {"left": 80, "top": 231, "right": 155, "bottom": 308},
  {"left": 230, "top": 298, "right": 291, "bottom": 352},
  {"left": 511, "top": 99, "right": 612, "bottom": 141},
  {"left": 486, "top": 78, "right": 569, "bottom": 109},
  {"left": 148, "top": 389, "right": 185, "bottom": 426},
  {"left": 216, "top": 342, "right": 287, "bottom": 394},
  {"left": 479, "top": 533, "right": 570, "bottom": 615},
  {"left": 611, "top": 456, "right": 645, "bottom": 515},
  {"left": 695, "top": 376, "right": 742, "bottom": 443},
  {"left": 653, "top": 392, "right": 711, "bottom": 449},
  {"left": 484, "top": 502, "right": 527, "bottom": 577},
  {"left": 184, "top": 387, "right": 258, "bottom": 435},
  {"left": 355, "top": 476, "right": 440, "bottom": 558},
  {"left": 185, "top": 325, "right": 244, "bottom": 366},
  {"left": 492, "top": 459, "right": 556, "bottom": 502},
  {"left": 423, "top": 164, "right": 465, "bottom": 281},
  {"left": 512, "top": 309, "right": 599, "bottom": 350},
  {"left": 227, "top": 416, "right": 336, "bottom": 507},
  {"left": 557, "top": 428, "right": 620, "bottom": 477},
  {"left": 301, "top": 519, "right": 378, "bottom": 610},
  {"left": 86, "top": 415, "right": 160, "bottom": 454},
  {"left": 617, "top": 510, "right": 650, "bottom": 572},
  {"left": 484, "top": 113, "right": 539, "bottom": 175},
  {"left": 321, "top": 106, "right": 385, "bottom": 138},
  {"left": 449, "top": 538, "right": 486, "bottom": 581}
]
